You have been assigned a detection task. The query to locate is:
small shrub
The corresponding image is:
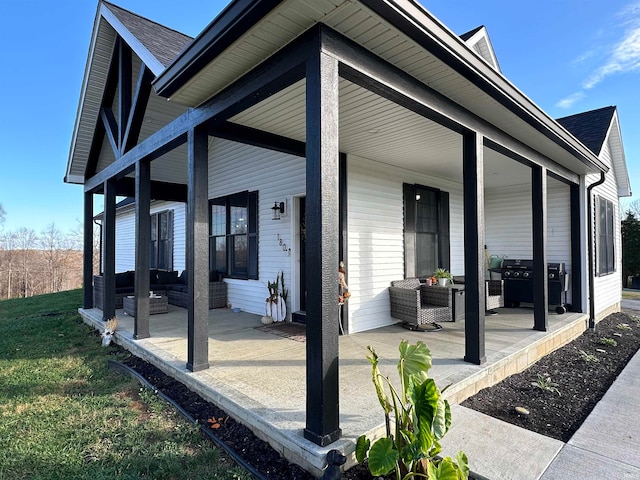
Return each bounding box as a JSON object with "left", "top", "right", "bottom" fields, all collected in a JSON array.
[
  {"left": 578, "top": 350, "right": 599, "bottom": 363},
  {"left": 599, "top": 337, "right": 617, "bottom": 347},
  {"left": 616, "top": 323, "right": 632, "bottom": 331},
  {"left": 531, "top": 374, "right": 560, "bottom": 396}
]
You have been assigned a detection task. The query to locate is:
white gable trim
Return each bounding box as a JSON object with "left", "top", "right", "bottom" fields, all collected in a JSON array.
[
  {"left": 462, "top": 26, "right": 501, "bottom": 72},
  {"left": 606, "top": 112, "right": 632, "bottom": 197},
  {"left": 100, "top": 2, "right": 165, "bottom": 76}
]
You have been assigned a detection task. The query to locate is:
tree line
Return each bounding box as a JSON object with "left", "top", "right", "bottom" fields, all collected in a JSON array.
[
  {"left": 0, "top": 203, "right": 99, "bottom": 299},
  {"left": 622, "top": 199, "right": 640, "bottom": 288}
]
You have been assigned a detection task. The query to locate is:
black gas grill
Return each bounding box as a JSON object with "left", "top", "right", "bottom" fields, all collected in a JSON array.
[{"left": 501, "top": 259, "right": 569, "bottom": 314}]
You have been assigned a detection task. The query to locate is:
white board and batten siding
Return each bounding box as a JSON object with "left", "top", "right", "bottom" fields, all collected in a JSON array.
[
  {"left": 346, "top": 155, "right": 464, "bottom": 333},
  {"left": 113, "top": 201, "right": 187, "bottom": 273},
  {"left": 208, "top": 138, "right": 306, "bottom": 317},
  {"left": 588, "top": 138, "right": 623, "bottom": 319}
]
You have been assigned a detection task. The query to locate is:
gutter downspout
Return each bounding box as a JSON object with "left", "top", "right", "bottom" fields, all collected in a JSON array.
[{"left": 587, "top": 172, "right": 606, "bottom": 329}]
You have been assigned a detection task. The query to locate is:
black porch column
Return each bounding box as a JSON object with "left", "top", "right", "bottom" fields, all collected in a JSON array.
[
  {"left": 83, "top": 191, "right": 94, "bottom": 309},
  {"left": 532, "top": 166, "right": 548, "bottom": 331},
  {"left": 103, "top": 179, "right": 117, "bottom": 321},
  {"left": 134, "top": 159, "right": 151, "bottom": 339},
  {"left": 463, "top": 131, "right": 486, "bottom": 365},
  {"left": 570, "top": 183, "right": 582, "bottom": 312},
  {"left": 186, "top": 126, "right": 209, "bottom": 372},
  {"left": 303, "top": 50, "right": 341, "bottom": 446}
]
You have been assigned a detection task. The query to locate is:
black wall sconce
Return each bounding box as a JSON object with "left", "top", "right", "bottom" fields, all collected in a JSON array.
[{"left": 271, "top": 201, "right": 285, "bottom": 220}]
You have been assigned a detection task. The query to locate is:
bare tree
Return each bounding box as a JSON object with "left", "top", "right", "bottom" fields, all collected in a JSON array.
[
  {"left": 621, "top": 199, "right": 640, "bottom": 219},
  {"left": 0, "top": 203, "right": 5, "bottom": 229},
  {"left": 40, "top": 223, "right": 72, "bottom": 293},
  {"left": 13, "top": 227, "right": 39, "bottom": 297}
]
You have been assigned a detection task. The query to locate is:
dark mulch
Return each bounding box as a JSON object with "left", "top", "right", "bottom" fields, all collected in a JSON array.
[
  {"left": 119, "top": 310, "right": 640, "bottom": 479},
  {"left": 461, "top": 311, "right": 640, "bottom": 442}
]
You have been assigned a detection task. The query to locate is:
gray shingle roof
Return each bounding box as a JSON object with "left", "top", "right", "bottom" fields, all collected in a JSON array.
[
  {"left": 460, "top": 25, "right": 484, "bottom": 41},
  {"left": 556, "top": 106, "right": 616, "bottom": 156},
  {"left": 103, "top": 1, "right": 193, "bottom": 68}
]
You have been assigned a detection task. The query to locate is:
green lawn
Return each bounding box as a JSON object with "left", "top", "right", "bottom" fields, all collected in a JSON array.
[
  {"left": 0, "top": 290, "right": 250, "bottom": 480},
  {"left": 622, "top": 289, "right": 640, "bottom": 299}
]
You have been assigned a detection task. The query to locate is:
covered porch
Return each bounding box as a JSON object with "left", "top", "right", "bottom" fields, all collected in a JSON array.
[{"left": 79, "top": 305, "right": 588, "bottom": 475}]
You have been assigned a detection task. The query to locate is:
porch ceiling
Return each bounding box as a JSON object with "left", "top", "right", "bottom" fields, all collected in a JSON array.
[
  {"left": 158, "top": 0, "right": 603, "bottom": 176},
  {"left": 230, "top": 78, "right": 531, "bottom": 189}
]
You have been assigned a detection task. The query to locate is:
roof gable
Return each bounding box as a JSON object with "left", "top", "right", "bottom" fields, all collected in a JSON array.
[
  {"left": 557, "top": 106, "right": 631, "bottom": 197},
  {"left": 102, "top": 1, "right": 193, "bottom": 73},
  {"left": 556, "top": 106, "right": 615, "bottom": 156},
  {"left": 460, "top": 25, "right": 501, "bottom": 72}
]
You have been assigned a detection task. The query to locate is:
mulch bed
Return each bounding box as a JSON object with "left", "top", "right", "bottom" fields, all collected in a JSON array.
[
  {"left": 461, "top": 310, "right": 640, "bottom": 442},
  {"left": 117, "top": 310, "right": 640, "bottom": 479}
]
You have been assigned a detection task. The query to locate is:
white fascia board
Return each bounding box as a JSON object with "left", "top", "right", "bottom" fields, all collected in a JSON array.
[
  {"left": 65, "top": 4, "right": 104, "bottom": 185},
  {"left": 388, "top": 0, "right": 605, "bottom": 171},
  {"left": 65, "top": 174, "right": 85, "bottom": 185},
  {"left": 100, "top": 2, "right": 165, "bottom": 76}
]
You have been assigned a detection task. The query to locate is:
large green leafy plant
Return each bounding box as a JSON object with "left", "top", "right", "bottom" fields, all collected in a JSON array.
[{"left": 356, "top": 341, "right": 469, "bottom": 480}]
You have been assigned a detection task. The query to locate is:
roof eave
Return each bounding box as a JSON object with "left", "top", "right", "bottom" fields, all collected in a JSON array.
[
  {"left": 153, "top": 0, "right": 606, "bottom": 174},
  {"left": 153, "top": 0, "right": 286, "bottom": 97}
]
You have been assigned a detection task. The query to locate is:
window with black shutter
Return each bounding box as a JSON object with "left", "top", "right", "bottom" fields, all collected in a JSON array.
[
  {"left": 403, "top": 183, "right": 450, "bottom": 278},
  {"left": 150, "top": 210, "right": 173, "bottom": 271},
  {"left": 209, "top": 191, "right": 259, "bottom": 280}
]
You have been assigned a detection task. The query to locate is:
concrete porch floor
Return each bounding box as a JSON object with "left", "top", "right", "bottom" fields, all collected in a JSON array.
[{"left": 79, "top": 305, "right": 588, "bottom": 477}]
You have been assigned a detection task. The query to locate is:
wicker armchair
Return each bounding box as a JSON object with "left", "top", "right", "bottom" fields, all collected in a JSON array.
[
  {"left": 486, "top": 280, "right": 504, "bottom": 312},
  {"left": 389, "top": 278, "right": 448, "bottom": 331},
  {"left": 451, "top": 276, "right": 504, "bottom": 313}
]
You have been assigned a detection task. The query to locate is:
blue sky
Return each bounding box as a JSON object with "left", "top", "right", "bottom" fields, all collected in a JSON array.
[{"left": 0, "top": 0, "right": 638, "bottom": 234}]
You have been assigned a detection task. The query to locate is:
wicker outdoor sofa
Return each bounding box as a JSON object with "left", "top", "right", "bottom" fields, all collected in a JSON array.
[{"left": 93, "top": 270, "right": 227, "bottom": 311}]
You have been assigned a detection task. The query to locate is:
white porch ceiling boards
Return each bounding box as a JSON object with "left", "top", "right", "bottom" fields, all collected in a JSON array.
[
  {"left": 164, "top": 0, "right": 601, "bottom": 177},
  {"left": 230, "top": 77, "right": 530, "bottom": 189}
]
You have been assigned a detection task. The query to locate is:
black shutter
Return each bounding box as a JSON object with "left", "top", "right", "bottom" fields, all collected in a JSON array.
[
  {"left": 167, "top": 210, "right": 174, "bottom": 271},
  {"left": 403, "top": 183, "right": 416, "bottom": 278},
  {"left": 438, "top": 191, "right": 450, "bottom": 272},
  {"left": 248, "top": 191, "right": 259, "bottom": 279}
]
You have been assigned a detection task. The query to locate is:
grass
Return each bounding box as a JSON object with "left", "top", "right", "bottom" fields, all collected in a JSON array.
[
  {"left": 0, "top": 290, "right": 250, "bottom": 480},
  {"left": 621, "top": 289, "right": 640, "bottom": 299}
]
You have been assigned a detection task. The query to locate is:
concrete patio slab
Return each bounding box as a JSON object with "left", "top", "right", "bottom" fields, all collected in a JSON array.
[{"left": 80, "top": 305, "right": 589, "bottom": 477}]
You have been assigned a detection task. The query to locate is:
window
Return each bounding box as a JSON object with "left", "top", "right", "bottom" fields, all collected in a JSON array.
[
  {"left": 209, "top": 191, "right": 258, "bottom": 279},
  {"left": 150, "top": 210, "right": 173, "bottom": 270},
  {"left": 597, "top": 196, "right": 615, "bottom": 275},
  {"left": 403, "top": 183, "right": 450, "bottom": 277}
]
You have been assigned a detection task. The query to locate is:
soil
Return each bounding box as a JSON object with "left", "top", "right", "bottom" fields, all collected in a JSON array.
[
  {"left": 461, "top": 310, "right": 640, "bottom": 443},
  {"left": 117, "top": 310, "right": 640, "bottom": 479}
]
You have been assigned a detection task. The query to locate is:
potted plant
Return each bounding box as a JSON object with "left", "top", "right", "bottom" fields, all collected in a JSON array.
[
  {"left": 265, "top": 271, "right": 288, "bottom": 322},
  {"left": 433, "top": 268, "right": 453, "bottom": 286}
]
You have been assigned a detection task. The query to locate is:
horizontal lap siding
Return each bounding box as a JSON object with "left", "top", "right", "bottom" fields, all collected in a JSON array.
[
  {"left": 347, "top": 155, "right": 463, "bottom": 333},
  {"left": 208, "top": 138, "right": 305, "bottom": 317},
  {"left": 114, "top": 201, "right": 186, "bottom": 273},
  {"left": 590, "top": 140, "right": 622, "bottom": 317}
]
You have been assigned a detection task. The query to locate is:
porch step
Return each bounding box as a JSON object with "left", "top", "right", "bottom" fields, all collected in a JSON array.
[{"left": 292, "top": 311, "right": 306, "bottom": 324}]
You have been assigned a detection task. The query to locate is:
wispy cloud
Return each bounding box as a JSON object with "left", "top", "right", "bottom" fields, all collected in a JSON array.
[
  {"left": 556, "top": 92, "right": 585, "bottom": 109},
  {"left": 583, "top": 25, "right": 640, "bottom": 89},
  {"left": 556, "top": 1, "right": 640, "bottom": 107}
]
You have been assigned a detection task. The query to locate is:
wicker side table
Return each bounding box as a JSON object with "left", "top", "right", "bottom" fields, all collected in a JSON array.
[{"left": 123, "top": 295, "right": 168, "bottom": 317}]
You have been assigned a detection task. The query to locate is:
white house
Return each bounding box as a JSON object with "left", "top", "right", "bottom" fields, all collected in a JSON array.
[{"left": 66, "top": 0, "right": 631, "bottom": 447}]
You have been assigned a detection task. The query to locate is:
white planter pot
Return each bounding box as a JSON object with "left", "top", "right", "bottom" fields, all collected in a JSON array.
[{"left": 438, "top": 278, "right": 448, "bottom": 287}]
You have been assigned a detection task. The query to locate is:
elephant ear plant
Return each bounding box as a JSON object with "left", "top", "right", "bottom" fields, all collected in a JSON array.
[{"left": 355, "top": 340, "right": 469, "bottom": 480}]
